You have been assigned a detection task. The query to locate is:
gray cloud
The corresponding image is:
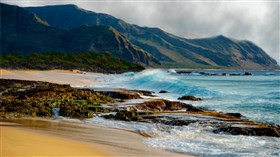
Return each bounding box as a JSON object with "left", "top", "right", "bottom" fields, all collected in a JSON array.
[{"left": 3, "top": 0, "right": 279, "bottom": 63}]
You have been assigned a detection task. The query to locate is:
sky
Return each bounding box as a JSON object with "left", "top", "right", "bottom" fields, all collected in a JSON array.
[{"left": 2, "top": 0, "right": 280, "bottom": 63}]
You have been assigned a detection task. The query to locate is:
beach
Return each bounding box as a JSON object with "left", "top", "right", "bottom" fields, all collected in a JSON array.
[
  {"left": 0, "top": 69, "right": 101, "bottom": 87},
  {"left": 0, "top": 69, "right": 190, "bottom": 157},
  {"left": 1, "top": 118, "right": 189, "bottom": 157},
  {"left": 1, "top": 69, "right": 279, "bottom": 156},
  {"left": 2, "top": 124, "right": 106, "bottom": 157}
]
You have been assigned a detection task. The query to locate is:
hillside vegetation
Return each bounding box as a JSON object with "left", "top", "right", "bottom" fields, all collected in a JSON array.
[
  {"left": 0, "top": 52, "right": 145, "bottom": 73},
  {"left": 1, "top": 3, "right": 159, "bottom": 66},
  {"left": 26, "top": 4, "right": 278, "bottom": 69}
]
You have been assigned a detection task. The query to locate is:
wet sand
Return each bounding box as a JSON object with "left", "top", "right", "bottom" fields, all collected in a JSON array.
[
  {"left": 1, "top": 119, "right": 190, "bottom": 157},
  {"left": 1, "top": 125, "right": 106, "bottom": 157}
]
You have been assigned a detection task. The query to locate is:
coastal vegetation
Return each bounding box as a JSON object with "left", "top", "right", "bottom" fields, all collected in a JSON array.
[{"left": 0, "top": 52, "right": 145, "bottom": 73}]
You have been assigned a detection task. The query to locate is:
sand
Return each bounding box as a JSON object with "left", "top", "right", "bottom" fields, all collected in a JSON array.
[
  {"left": 1, "top": 119, "right": 190, "bottom": 157},
  {"left": 1, "top": 126, "right": 106, "bottom": 157},
  {"left": 0, "top": 69, "right": 192, "bottom": 157},
  {"left": 0, "top": 69, "right": 103, "bottom": 86}
]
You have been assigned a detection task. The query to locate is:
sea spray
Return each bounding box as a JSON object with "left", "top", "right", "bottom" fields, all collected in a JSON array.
[{"left": 85, "top": 117, "right": 280, "bottom": 157}]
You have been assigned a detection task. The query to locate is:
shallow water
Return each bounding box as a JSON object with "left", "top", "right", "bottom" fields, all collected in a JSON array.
[{"left": 84, "top": 69, "right": 280, "bottom": 156}]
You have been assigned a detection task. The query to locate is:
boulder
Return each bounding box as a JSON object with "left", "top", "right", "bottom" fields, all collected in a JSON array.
[
  {"left": 159, "top": 90, "right": 168, "bottom": 93},
  {"left": 178, "top": 95, "right": 202, "bottom": 101}
]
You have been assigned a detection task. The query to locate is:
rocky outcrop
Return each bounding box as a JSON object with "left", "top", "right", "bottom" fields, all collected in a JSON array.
[
  {"left": 136, "top": 99, "right": 203, "bottom": 112},
  {"left": 213, "top": 125, "right": 280, "bottom": 137},
  {"left": 145, "top": 116, "right": 198, "bottom": 126},
  {"left": 178, "top": 95, "right": 202, "bottom": 101},
  {"left": 0, "top": 79, "right": 113, "bottom": 118},
  {"left": 97, "top": 90, "right": 141, "bottom": 100},
  {"left": 103, "top": 110, "right": 142, "bottom": 121},
  {"left": 95, "top": 89, "right": 154, "bottom": 100}
]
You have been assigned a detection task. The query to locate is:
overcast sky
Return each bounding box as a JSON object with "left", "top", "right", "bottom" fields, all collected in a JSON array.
[{"left": 3, "top": 0, "right": 280, "bottom": 63}]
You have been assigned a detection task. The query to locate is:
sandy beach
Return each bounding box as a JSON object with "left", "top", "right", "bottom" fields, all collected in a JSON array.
[
  {"left": 0, "top": 69, "right": 101, "bottom": 86},
  {"left": 2, "top": 124, "right": 106, "bottom": 157},
  {"left": 0, "top": 69, "right": 191, "bottom": 157},
  {"left": 1, "top": 118, "right": 189, "bottom": 157}
]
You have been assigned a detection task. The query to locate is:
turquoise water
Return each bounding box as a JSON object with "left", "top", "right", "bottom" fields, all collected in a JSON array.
[
  {"left": 85, "top": 69, "right": 280, "bottom": 156},
  {"left": 91, "top": 69, "right": 280, "bottom": 125}
]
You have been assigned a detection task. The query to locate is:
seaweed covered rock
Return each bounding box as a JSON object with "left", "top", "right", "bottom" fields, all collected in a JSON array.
[
  {"left": 0, "top": 79, "right": 114, "bottom": 118},
  {"left": 103, "top": 110, "right": 142, "bottom": 121},
  {"left": 96, "top": 89, "right": 154, "bottom": 100},
  {"left": 98, "top": 91, "right": 141, "bottom": 99}
]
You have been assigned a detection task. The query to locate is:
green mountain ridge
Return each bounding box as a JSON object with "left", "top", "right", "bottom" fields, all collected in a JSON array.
[
  {"left": 25, "top": 4, "right": 278, "bottom": 69},
  {"left": 0, "top": 3, "right": 159, "bottom": 66}
]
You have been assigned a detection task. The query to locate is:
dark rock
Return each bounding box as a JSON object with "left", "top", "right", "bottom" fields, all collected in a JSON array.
[
  {"left": 177, "top": 71, "right": 192, "bottom": 74},
  {"left": 229, "top": 73, "right": 241, "bottom": 76},
  {"left": 213, "top": 125, "right": 280, "bottom": 137},
  {"left": 104, "top": 110, "right": 142, "bottom": 121},
  {"left": 222, "top": 73, "right": 227, "bottom": 76},
  {"left": 96, "top": 89, "right": 154, "bottom": 100},
  {"left": 199, "top": 72, "right": 208, "bottom": 75},
  {"left": 97, "top": 91, "right": 141, "bottom": 99},
  {"left": 178, "top": 95, "right": 202, "bottom": 101},
  {"left": 185, "top": 105, "right": 204, "bottom": 112},
  {"left": 159, "top": 90, "right": 168, "bottom": 93},
  {"left": 226, "top": 113, "right": 243, "bottom": 118},
  {"left": 244, "top": 72, "right": 252, "bottom": 76},
  {"left": 210, "top": 73, "right": 219, "bottom": 76},
  {"left": 152, "top": 119, "right": 197, "bottom": 126}
]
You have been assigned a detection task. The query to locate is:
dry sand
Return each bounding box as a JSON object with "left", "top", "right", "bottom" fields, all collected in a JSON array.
[
  {"left": 0, "top": 69, "right": 192, "bottom": 157},
  {"left": 0, "top": 69, "right": 102, "bottom": 86}
]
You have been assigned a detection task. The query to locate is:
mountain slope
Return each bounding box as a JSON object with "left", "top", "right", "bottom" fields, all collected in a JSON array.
[
  {"left": 0, "top": 3, "right": 158, "bottom": 65},
  {"left": 26, "top": 4, "right": 278, "bottom": 69}
]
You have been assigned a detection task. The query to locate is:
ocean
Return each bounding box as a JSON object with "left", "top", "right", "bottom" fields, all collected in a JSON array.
[{"left": 84, "top": 69, "right": 280, "bottom": 156}]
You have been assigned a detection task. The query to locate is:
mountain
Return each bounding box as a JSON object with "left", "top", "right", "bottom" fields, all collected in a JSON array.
[
  {"left": 26, "top": 4, "right": 278, "bottom": 69},
  {"left": 0, "top": 3, "right": 158, "bottom": 65}
]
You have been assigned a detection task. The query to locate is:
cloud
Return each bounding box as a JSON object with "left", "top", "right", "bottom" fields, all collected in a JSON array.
[{"left": 2, "top": 0, "right": 279, "bottom": 62}]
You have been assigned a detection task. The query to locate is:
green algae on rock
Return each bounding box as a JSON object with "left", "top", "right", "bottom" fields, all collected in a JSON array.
[{"left": 0, "top": 79, "right": 114, "bottom": 118}]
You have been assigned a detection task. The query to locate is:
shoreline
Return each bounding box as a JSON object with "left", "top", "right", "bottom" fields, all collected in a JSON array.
[
  {"left": 1, "top": 118, "right": 191, "bottom": 157},
  {"left": 1, "top": 69, "right": 279, "bottom": 156},
  {"left": 0, "top": 69, "right": 192, "bottom": 157}
]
